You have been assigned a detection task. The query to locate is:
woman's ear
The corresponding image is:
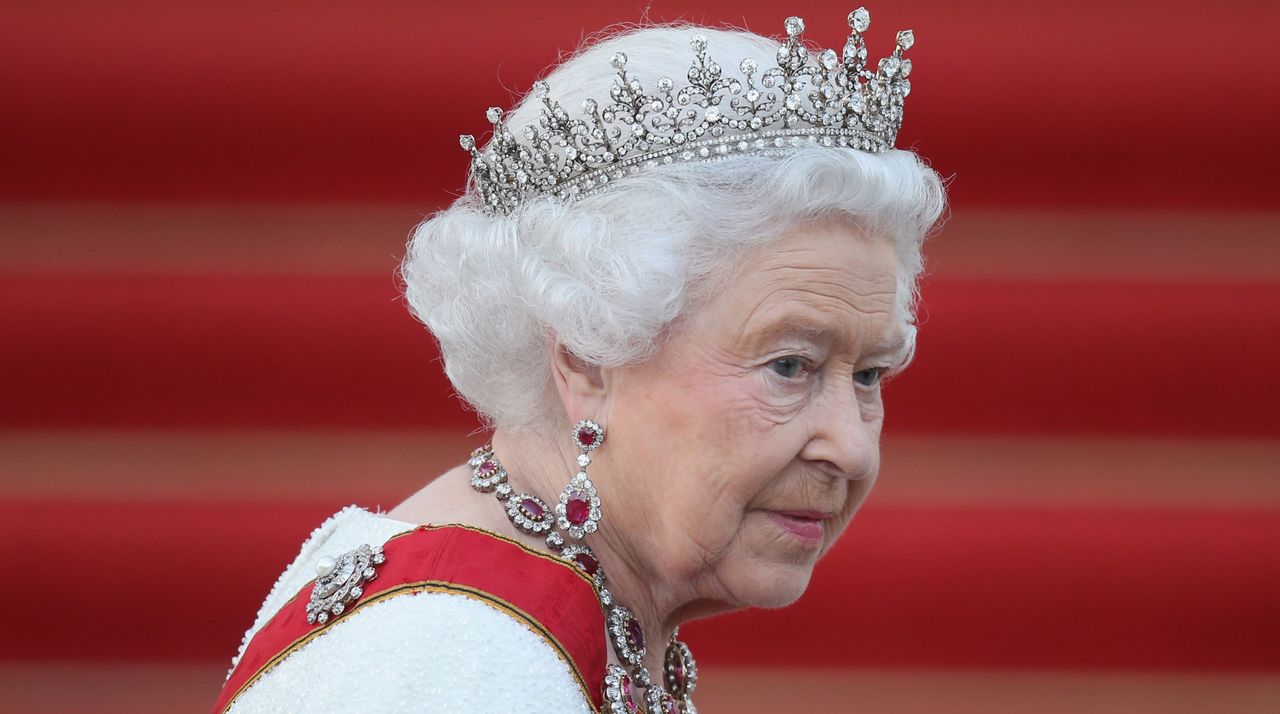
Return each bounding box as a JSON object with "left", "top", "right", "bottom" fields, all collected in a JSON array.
[{"left": 548, "top": 340, "right": 607, "bottom": 423}]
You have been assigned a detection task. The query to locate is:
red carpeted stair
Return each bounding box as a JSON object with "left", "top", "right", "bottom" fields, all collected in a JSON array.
[{"left": 2, "top": 1, "right": 1278, "bottom": 712}]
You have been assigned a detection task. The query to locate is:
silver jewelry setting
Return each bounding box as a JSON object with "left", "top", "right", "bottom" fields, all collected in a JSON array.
[
  {"left": 505, "top": 493, "right": 554, "bottom": 534},
  {"left": 608, "top": 605, "right": 647, "bottom": 666},
  {"left": 468, "top": 445, "right": 508, "bottom": 492},
  {"left": 665, "top": 638, "right": 698, "bottom": 698},
  {"left": 545, "top": 530, "right": 565, "bottom": 550},
  {"left": 306, "top": 543, "right": 384, "bottom": 626},
  {"left": 560, "top": 543, "right": 606, "bottom": 588},
  {"left": 572, "top": 419, "right": 605, "bottom": 451},
  {"left": 460, "top": 9, "right": 915, "bottom": 215},
  {"left": 558, "top": 419, "right": 606, "bottom": 539},
  {"left": 647, "top": 687, "right": 681, "bottom": 714},
  {"left": 603, "top": 663, "right": 640, "bottom": 714},
  {"left": 555, "top": 470, "right": 603, "bottom": 539}
]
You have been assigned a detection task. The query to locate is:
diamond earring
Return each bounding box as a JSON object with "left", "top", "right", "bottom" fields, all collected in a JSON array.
[{"left": 556, "top": 419, "right": 604, "bottom": 540}]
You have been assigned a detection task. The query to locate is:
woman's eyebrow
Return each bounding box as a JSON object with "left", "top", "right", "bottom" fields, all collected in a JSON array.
[
  {"left": 744, "top": 315, "right": 905, "bottom": 358},
  {"left": 869, "top": 335, "right": 908, "bottom": 357},
  {"left": 747, "top": 315, "right": 832, "bottom": 345}
]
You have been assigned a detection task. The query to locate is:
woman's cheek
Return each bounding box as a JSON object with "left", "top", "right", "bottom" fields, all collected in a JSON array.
[
  {"left": 857, "top": 386, "right": 886, "bottom": 423},
  {"left": 749, "top": 372, "right": 812, "bottom": 425}
]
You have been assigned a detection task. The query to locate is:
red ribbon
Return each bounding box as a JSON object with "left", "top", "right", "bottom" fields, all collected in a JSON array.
[{"left": 214, "top": 524, "right": 606, "bottom": 712}]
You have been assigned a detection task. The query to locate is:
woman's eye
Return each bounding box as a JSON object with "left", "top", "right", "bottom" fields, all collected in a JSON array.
[
  {"left": 769, "top": 357, "right": 804, "bottom": 379},
  {"left": 854, "top": 368, "right": 882, "bottom": 387}
]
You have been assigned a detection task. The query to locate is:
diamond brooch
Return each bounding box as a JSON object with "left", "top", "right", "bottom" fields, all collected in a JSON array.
[{"left": 306, "top": 543, "right": 384, "bottom": 626}]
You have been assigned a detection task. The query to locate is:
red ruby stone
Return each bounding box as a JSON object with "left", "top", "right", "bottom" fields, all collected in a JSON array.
[
  {"left": 520, "top": 498, "right": 544, "bottom": 519},
  {"left": 573, "top": 552, "right": 599, "bottom": 576},
  {"left": 625, "top": 617, "right": 645, "bottom": 652},
  {"left": 566, "top": 494, "right": 591, "bottom": 525},
  {"left": 576, "top": 427, "right": 596, "bottom": 448},
  {"left": 477, "top": 460, "right": 497, "bottom": 476},
  {"left": 619, "top": 674, "right": 638, "bottom": 713},
  {"left": 671, "top": 655, "right": 685, "bottom": 690}
]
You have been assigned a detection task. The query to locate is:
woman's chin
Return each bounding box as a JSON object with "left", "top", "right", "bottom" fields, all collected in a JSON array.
[{"left": 734, "top": 561, "right": 817, "bottom": 609}]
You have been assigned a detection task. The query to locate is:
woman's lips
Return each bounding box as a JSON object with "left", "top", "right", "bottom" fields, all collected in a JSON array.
[{"left": 766, "top": 510, "right": 829, "bottom": 544}]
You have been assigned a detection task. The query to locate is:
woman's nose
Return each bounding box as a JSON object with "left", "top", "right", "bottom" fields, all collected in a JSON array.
[{"left": 799, "top": 385, "right": 879, "bottom": 481}]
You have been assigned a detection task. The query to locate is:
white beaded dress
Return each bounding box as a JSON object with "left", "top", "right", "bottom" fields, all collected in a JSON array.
[{"left": 217, "top": 506, "right": 601, "bottom": 713}]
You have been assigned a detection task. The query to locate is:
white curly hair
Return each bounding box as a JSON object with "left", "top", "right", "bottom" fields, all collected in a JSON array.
[{"left": 401, "top": 24, "right": 947, "bottom": 430}]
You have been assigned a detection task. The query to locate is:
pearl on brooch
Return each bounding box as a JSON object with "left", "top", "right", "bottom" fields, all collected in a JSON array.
[{"left": 315, "top": 556, "right": 336, "bottom": 578}]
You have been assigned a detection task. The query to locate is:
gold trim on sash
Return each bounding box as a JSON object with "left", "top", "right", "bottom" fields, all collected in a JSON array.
[{"left": 220, "top": 522, "right": 603, "bottom": 713}]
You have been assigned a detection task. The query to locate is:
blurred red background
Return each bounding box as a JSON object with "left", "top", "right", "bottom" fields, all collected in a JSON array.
[{"left": 2, "top": 1, "right": 1278, "bottom": 712}]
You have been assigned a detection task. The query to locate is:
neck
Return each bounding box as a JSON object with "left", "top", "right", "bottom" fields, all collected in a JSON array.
[{"left": 489, "top": 426, "right": 680, "bottom": 679}]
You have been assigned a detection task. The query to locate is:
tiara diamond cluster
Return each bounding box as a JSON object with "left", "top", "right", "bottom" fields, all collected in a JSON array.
[{"left": 459, "top": 8, "right": 915, "bottom": 216}]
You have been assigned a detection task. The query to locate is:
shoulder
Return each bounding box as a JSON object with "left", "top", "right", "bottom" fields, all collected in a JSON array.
[
  {"left": 227, "top": 589, "right": 594, "bottom": 713},
  {"left": 227, "top": 505, "right": 407, "bottom": 665},
  {"left": 219, "top": 511, "right": 604, "bottom": 713}
]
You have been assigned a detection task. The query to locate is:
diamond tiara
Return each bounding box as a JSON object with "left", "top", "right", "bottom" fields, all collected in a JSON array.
[{"left": 460, "top": 8, "right": 915, "bottom": 216}]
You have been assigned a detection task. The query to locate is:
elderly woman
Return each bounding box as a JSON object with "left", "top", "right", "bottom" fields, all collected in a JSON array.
[{"left": 216, "top": 8, "right": 944, "bottom": 714}]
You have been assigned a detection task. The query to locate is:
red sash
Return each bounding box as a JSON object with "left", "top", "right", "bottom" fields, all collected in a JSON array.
[{"left": 214, "top": 524, "right": 606, "bottom": 713}]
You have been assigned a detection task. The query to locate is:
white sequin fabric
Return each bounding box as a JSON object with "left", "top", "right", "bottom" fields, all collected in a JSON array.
[{"left": 224, "top": 506, "right": 595, "bottom": 713}]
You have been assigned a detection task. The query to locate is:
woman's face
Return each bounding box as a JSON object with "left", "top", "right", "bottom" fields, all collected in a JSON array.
[{"left": 598, "top": 218, "right": 905, "bottom": 612}]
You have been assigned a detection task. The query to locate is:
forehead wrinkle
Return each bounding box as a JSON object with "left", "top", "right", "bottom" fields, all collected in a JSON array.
[
  {"left": 750, "top": 257, "right": 897, "bottom": 300},
  {"left": 714, "top": 233, "right": 902, "bottom": 352},
  {"left": 735, "top": 286, "right": 899, "bottom": 354}
]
